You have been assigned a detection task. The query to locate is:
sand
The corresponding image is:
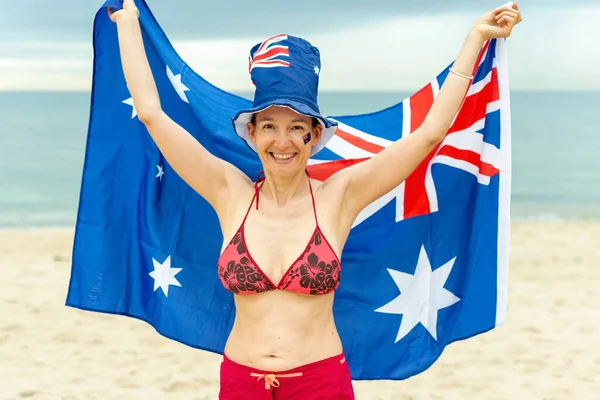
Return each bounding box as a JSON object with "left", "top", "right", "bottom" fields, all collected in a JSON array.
[{"left": 1, "top": 221, "right": 599, "bottom": 400}]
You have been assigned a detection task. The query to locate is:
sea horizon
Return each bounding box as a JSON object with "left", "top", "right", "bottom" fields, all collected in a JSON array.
[{"left": 1, "top": 89, "right": 598, "bottom": 229}]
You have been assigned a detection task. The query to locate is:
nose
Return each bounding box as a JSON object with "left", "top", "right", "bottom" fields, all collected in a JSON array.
[{"left": 273, "top": 131, "right": 292, "bottom": 149}]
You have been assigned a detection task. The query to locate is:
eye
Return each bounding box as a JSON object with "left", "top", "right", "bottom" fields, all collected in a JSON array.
[
  {"left": 292, "top": 125, "right": 305, "bottom": 131},
  {"left": 262, "top": 123, "right": 275, "bottom": 130}
]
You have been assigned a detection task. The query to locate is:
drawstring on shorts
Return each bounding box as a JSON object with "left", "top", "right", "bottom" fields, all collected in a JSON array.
[{"left": 250, "top": 372, "right": 303, "bottom": 390}]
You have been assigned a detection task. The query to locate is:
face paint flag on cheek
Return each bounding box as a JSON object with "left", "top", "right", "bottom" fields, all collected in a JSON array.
[{"left": 303, "top": 132, "right": 311, "bottom": 145}]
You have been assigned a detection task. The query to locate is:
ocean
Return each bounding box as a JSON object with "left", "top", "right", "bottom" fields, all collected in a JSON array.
[{"left": 0, "top": 90, "right": 598, "bottom": 229}]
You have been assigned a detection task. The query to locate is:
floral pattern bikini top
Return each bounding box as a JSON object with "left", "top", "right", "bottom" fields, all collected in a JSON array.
[{"left": 217, "top": 172, "right": 341, "bottom": 296}]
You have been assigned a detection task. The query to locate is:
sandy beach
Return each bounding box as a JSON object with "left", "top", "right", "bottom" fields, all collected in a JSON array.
[{"left": 0, "top": 221, "right": 599, "bottom": 400}]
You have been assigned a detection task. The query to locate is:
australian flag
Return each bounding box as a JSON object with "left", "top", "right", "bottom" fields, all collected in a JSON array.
[{"left": 66, "top": 0, "right": 512, "bottom": 380}]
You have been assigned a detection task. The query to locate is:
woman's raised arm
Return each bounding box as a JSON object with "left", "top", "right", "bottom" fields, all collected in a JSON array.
[
  {"left": 109, "top": 0, "right": 251, "bottom": 215},
  {"left": 325, "top": 2, "right": 523, "bottom": 221}
]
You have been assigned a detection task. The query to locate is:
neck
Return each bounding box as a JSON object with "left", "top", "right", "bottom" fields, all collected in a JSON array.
[{"left": 260, "top": 168, "right": 309, "bottom": 207}]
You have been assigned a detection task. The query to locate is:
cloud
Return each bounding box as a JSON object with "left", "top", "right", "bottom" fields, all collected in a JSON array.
[
  {"left": 2, "top": 0, "right": 597, "bottom": 41},
  {"left": 0, "top": 70, "right": 91, "bottom": 92},
  {"left": 0, "top": 41, "right": 93, "bottom": 91},
  {"left": 500, "top": 5, "right": 600, "bottom": 91},
  {"left": 161, "top": 4, "right": 600, "bottom": 92},
  {"left": 1, "top": 3, "right": 599, "bottom": 92}
]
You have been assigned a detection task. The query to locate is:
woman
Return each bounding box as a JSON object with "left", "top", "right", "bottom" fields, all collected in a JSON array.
[{"left": 108, "top": 1, "right": 522, "bottom": 398}]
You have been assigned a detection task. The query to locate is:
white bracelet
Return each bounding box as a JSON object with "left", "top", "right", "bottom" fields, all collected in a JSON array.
[{"left": 449, "top": 68, "right": 473, "bottom": 80}]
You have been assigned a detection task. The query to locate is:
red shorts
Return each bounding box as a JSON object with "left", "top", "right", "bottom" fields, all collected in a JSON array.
[{"left": 219, "top": 353, "right": 355, "bottom": 399}]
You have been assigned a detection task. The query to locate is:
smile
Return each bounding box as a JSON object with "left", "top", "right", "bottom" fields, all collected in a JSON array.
[{"left": 269, "top": 152, "right": 297, "bottom": 163}]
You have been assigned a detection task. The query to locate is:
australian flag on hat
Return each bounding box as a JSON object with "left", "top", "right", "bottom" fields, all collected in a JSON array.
[
  {"left": 233, "top": 34, "right": 338, "bottom": 157},
  {"left": 248, "top": 34, "right": 291, "bottom": 73}
]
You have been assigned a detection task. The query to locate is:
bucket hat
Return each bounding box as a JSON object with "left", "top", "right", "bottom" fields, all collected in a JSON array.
[{"left": 232, "top": 34, "right": 337, "bottom": 157}]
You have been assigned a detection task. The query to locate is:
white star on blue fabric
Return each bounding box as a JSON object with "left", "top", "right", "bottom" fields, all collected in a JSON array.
[
  {"left": 122, "top": 97, "right": 137, "bottom": 119},
  {"left": 313, "top": 65, "right": 320, "bottom": 76},
  {"left": 166, "top": 65, "right": 190, "bottom": 103},
  {"left": 375, "top": 246, "right": 460, "bottom": 343},
  {"left": 155, "top": 164, "right": 164, "bottom": 181},
  {"left": 149, "top": 256, "right": 182, "bottom": 297}
]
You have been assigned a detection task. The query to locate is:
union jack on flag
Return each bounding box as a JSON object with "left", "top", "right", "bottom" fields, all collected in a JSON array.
[
  {"left": 248, "top": 33, "right": 291, "bottom": 71},
  {"left": 68, "top": 0, "right": 511, "bottom": 381},
  {"left": 307, "top": 40, "right": 505, "bottom": 224}
]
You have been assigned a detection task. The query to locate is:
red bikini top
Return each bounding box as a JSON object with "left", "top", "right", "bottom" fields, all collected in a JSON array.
[{"left": 217, "top": 172, "right": 341, "bottom": 296}]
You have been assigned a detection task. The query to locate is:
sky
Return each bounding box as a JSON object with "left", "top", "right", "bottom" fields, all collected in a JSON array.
[{"left": 1, "top": 0, "right": 599, "bottom": 92}]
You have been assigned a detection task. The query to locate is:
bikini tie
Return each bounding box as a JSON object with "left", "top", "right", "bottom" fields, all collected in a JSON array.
[{"left": 254, "top": 171, "right": 266, "bottom": 210}]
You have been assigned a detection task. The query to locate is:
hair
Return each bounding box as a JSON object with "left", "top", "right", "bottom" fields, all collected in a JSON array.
[{"left": 250, "top": 114, "right": 320, "bottom": 128}]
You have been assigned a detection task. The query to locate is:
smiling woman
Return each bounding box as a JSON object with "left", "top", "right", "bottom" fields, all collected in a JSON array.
[
  {"left": 248, "top": 108, "right": 322, "bottom": 178},
  {"left": 103, "top": 0, "right": 522, "bottom": 397}
]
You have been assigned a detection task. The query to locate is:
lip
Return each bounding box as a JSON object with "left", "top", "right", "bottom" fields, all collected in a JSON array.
[{"left": 269, "top": 152, "right": 298, "bottom": 164}]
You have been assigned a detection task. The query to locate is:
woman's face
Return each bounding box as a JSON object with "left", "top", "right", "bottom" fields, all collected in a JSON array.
[{"left": 247, "top": 106, "right": 322, "bottom": 176}]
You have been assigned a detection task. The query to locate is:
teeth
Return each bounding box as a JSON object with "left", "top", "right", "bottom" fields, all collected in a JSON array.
[{"left": 272, "top": 153, "right": 294, "bottom": 160}]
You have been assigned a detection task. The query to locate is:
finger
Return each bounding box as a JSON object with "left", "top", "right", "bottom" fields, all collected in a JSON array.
[
  {"left": 496, "top": 16, "right": 512, "bottom": 26},
  {"left": 496, "top": 8, "right": 518, "bottom": 16},
  {"left": 494, "top": 9, "right": 515, "bottom": 23},
  {"left": 495, "top": 10, "right": 518, "bottom": 20},
  {"left": 495, "top": 14, "right": 516, "bottom": 25},
  {"left": 123, "top": 0, "right": 137, "bottom": 9},
  {"left": 499, "top": 14, "right": 518, "bottom": 27},
  {"left": 496, "top": 11, "right": 518, "bottom": 24}
]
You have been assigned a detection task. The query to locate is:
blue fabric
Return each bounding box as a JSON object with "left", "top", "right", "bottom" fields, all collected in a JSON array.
[
  {"left": 249, "top": 35, "right": 321, "bottom": 112},
  {"left": 66, "top": 0, "right": 512, "bottom": 380},
  {"left": 233, "top": 34, "right": 337, "bottom": 156},
  {"left": 103, "top": 0, "right": 122, "bottom": 12}
]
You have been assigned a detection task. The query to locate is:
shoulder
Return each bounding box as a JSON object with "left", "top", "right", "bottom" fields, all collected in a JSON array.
[
  {"left": 310, "top": 170, "right": 355, "bottom": 236},
  {"left": 311, "top": 166, "right": 353, "bottom": 205},
  {"left": 309, "top": 174, "right": 356, "bottom": 255}
]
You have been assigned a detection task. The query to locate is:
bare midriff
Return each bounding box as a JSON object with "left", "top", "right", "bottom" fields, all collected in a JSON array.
[{"left": 223, "top": 290, "right": 343, "bottom": 371}]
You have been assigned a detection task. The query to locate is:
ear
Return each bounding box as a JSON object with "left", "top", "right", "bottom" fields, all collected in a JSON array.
[
  {"left": 311, "top": 123, "right": 323, "bottom": 145},
  {"left": 247, "top": 121, "right": 257, "bottom": 144}
]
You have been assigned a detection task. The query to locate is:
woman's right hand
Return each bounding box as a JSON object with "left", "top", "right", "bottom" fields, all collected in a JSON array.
[{"left": 108, "top": 0, "right": 140, "bottom": 23}]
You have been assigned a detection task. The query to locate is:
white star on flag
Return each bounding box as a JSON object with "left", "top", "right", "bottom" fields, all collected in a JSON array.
[
  {"left": 156, "top": 164, "right": 164, "bottom": 181},
  {"left": 149, "top": 256, "right": 182, "bottom": 297},
  {"left": 166, "top": 65, "right": 190, "bottom": 103},
  {"left": 375, "top": 245, "right": 460, "bottom": 343},
  {"left": 313, "top": 65, "right": 320, "bottom": 76},
  {"left": 122, "top": 97, "right": 137, "bottom": 119}
]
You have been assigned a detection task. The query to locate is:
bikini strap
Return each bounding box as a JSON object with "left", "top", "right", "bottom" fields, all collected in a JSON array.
[
  {"left": 253, "top": 171, "right": 266, "bottom": 211},
  {"left": 306, "top": 170, "right": 319, "bottom": 225},
  {"left": 241, "top": 171, "right": 265, "bottom": 227},
  {"left": 248, "top": 170, "right": 317, "bottom": 223}
]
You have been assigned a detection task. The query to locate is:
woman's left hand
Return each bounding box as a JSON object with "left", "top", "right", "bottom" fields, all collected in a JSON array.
[{"left": 472, "top": 2, "right": 523, "bottom": 41}]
